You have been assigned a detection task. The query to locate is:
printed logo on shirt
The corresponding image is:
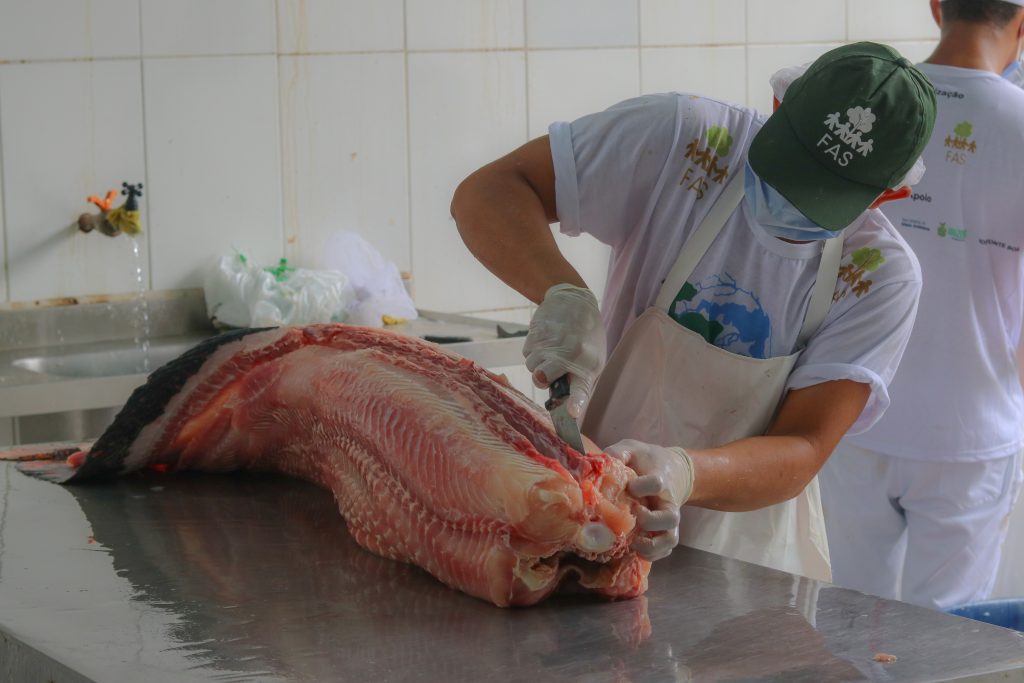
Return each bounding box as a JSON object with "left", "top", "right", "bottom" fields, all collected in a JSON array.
[
  {"left": 817, "top": 107, "right": 876, "bottom": 167},
  {"left": 910, "top": 192, "right": 931, "bottom": 203},
  {"left": 834, "top": 247, "right": 885, "bottom": 303},
  {"left": 669, "top": 275, "right": 772, "bottom": 358},
  {"left": 679, "top": 127, "right": 734, "bottom": 199},
  {"left": 978, "top": 237, "right": 1022, "bottom": 253},
  {"left": 934, "top": 87, "right": 965, "bottom": 100},
  {"left": 900, "top": 217, "right": 930, "bottom": 232},
  {"left": 944, "top": 121, "right": 977, "bottom": 165},
  {"left": 937, "top": 221, "right": 967, "bottom": 241}
]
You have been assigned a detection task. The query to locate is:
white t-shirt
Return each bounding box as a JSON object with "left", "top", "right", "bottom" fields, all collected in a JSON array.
[
  {"left": 549, "top": 93, "right": 922, "bottom": 435},
  {"left": 850, "top": 64, "right": 1024, "bottom": 461}
]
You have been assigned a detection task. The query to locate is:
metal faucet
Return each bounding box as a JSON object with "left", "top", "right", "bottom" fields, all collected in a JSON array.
[{"left": 78, "top": 182, "right": 143, "bottom": 237}]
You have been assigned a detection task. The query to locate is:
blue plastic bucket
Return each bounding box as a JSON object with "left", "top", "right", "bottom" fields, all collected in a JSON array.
[{"left": 945, "top": 599, "right": 1024, "bottom": 631}]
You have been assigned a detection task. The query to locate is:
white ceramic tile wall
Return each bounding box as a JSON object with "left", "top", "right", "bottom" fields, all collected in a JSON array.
[
  {"left": 642, "top": 46, "right": 747, "bottom": 104},
  {"left": 748, "top": 0, "right": 846, "bottom": 45},
  {"left": 0, "top": 60, "right": 147, "bottom": 301},
  {"left": 277, "top": 0, "right": 404, "bottom": 54},
  {"left": 640, "top": 0, "right": 746, "bottom": 46},
  {"left": 143, "top": 56, "right": 282, "bottom": 290},
  {"left": 0, "top": 0, "right": 140, "bottom": 61},
  {"left": 526, "top": 0, "right": 638, "bottom": 49},
  {"left": 141, "top": 0, "right": 276, "bottom": 57},
  {"left": 849, "top": 1, "right": 940, "bottom": 42},
  {"left": 407, "top": 51, "right": 530, "bottom": 312},
  {"left": 279, "top": 54, "right": 410, "bottom": 272},
  {"left": 0, "top": 136, "right": 5, "bottom": 302},
  {"left": 407, "top": 0, "right": 525, "bottom": 51}
]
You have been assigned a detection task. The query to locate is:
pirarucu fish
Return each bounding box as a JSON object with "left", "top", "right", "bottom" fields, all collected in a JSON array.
[{"left": 14, "top": 325, "right": 649, "bottom": 607}]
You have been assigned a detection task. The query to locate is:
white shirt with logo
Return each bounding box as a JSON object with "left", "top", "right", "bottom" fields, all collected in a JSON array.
[
  {"left": 549, "top": 93, "right": 922, "bottom": 434},
  {"left": 850, "top": 64, "right": 1024, "bottom": 461}
]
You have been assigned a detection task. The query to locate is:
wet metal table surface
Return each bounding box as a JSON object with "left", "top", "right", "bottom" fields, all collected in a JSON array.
[{"left": 1, "top": 463, "right": 1022, "bottom": 683}]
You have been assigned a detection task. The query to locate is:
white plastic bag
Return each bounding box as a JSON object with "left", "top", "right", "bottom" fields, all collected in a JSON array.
[
  {"left": 318, "top": 232, "right": 417, "bottom": 327},
  {"left": 204, "top": 254, "right": 356, "bottom": 328}
]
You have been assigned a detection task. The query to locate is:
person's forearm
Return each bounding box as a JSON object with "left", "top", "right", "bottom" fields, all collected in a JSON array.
[
  {"left": 451, "top": 161, "right": 585, "bottom": 303},
  {"left": 685, "top": 435, "right": 822, "bottom": 512},
  {"left": 682, "top": 380, "right": 870, "bottom": 512}
]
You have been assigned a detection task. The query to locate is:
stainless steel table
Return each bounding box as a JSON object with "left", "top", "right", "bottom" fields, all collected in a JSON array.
[{"left": 0, "top": 462, "right": 1022, "bottom": 683}]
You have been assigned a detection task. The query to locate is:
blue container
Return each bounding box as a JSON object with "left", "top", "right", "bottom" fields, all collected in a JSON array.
[{"left": 945, "top": 599, "right": 1024, "bottom": 631}]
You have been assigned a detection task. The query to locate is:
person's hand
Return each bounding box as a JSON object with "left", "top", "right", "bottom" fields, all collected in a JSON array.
[
  {"left": 523, "top": 284, "right": 606, "bottom": 417},
  {"left": 605, "top": 439, "right": 695, "bottom": 562}
]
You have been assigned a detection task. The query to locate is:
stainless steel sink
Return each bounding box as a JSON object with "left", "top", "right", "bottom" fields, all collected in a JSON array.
[
  {"left": 13, "top": 340, "right": 197, "bottom": 379},
  {"left": 0, "top": 291, "right": 218, "bottom": 445}
]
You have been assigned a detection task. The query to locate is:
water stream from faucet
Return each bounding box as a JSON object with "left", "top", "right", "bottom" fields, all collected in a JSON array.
[{"left": 129, "top": 237, "right": 151, "bottom": 373}]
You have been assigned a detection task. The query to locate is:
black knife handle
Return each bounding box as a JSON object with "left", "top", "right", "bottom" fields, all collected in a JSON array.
[{"left": 545, "top": 375, "right": 570, "bottom": 411}]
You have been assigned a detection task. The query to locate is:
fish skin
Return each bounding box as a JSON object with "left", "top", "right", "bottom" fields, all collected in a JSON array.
[{"left": 65, "top": 327, "right": 274, "bottom": 482}]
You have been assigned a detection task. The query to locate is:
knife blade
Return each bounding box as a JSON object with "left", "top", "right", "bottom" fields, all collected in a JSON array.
[{"left": 545, "top": 375, "right": 586, "bottom": 453}]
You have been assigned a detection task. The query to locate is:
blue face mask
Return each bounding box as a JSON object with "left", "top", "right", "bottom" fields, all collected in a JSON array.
[{"left": 743, "top": 162, "right": 841, "bottom": 241}]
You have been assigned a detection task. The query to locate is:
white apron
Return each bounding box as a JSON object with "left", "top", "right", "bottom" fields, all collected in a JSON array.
[{"left": 582, "top": 171, "right": 842, "bottom": 582}]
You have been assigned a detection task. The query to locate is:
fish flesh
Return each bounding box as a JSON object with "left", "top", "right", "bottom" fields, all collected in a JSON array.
[{"left": 11, "top": 325, "right": 648, "bottom": 607}]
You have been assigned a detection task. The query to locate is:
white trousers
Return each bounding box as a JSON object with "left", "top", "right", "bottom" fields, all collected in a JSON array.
[{"left": 820, "top": 442, "right": 1023, "bottom": 609}]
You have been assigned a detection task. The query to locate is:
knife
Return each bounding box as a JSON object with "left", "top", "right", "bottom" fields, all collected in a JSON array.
[{"left": 545, "top": 375, "right": 586, "bottom": 453}]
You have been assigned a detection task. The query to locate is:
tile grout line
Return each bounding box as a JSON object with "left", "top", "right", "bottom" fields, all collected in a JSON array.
[
  {"left": 0, "top": 37, "right": 923, "bottom": 66},
  {"left": 0, "top": 58, "right": 9, "bottom": 302},
  {"left": 523, "top": 0, "right": 539, "bottom": 318},
  {"left": 636, "top": 0, "right": 643, "bottom": 94},
  {"left": 274, "top": 0, "right": 287, "bottom": 260},
  {"left": 744, "top": 0, "right": 750, "bottom": 108},
  {"left": 403, "top": 0, "right": 414, "bottom": 290},
  {"left": 523, "top": 0, "right": 531, "bottom": 140},
  {"left": 138, "top": 0, "right": 154, "bottom": 291},
  {"left": 845, "top": 0, "right": 851, "bottom": 44}
]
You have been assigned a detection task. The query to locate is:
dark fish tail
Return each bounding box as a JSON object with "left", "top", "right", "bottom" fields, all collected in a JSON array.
[{"left": 65, "top": 327, "right": 274, "bottom": 483}]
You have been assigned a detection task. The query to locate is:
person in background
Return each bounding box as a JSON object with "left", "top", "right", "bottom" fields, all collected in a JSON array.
[
  {"left": 820, "top": 0, "right": 1024, "bottom": 610},
  {"left": 451, "top": 42, "right": 935, "bottom": 581}
]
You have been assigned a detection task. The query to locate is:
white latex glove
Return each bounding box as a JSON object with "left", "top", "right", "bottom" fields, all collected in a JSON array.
[
  {"left": 523, "top": 284, "right": 606, "bottom": 417},
  {"left": 605, "top": 439, "right": 695, "bottom": 562}
]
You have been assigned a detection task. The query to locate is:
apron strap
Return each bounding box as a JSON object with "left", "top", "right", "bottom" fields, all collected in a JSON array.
[
  {"left": 796, "top": 232, "right": 844, "bottom": 348},
  {"left": 654, "top": 171, "right": 745, "bottom": 311}
]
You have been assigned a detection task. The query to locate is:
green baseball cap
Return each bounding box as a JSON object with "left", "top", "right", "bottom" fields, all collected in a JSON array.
[{"left": 748, "top": 42, "right": 936, "bottom": 231}]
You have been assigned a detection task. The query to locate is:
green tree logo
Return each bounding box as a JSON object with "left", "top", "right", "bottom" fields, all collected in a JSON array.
[
  {"left": 938, "top": 222, "right": 947, "bottom": 237},
  {"left": 707, "top": 126, "right": 733, "bottom": 156},
  {"left": 954, "top": 121, "right": 973, "bottom": 138},
  {"left": 851, "top": 247, "right": 884, "bottom": 272},
  {"left": 836, "top": 247, "right": 886, "bottom": 299}
]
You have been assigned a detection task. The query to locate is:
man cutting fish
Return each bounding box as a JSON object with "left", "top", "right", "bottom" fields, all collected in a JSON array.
[{"left": 451, "top": 42, "right": 936, "bottom": 580}]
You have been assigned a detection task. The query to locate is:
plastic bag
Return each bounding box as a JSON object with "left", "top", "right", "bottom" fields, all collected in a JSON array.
[
  {"left": 318, "top": 232, "right": 417, "bottom": 327},
  {"left": 204, "top": 254, "right": 356, "bottom": 328}
]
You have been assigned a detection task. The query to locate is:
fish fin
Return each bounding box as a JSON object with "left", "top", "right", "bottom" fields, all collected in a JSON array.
[
  {"left": 0, "top": 442, "right": 90, "bottom": 483},
  {"left": 16, "top": 457, "right": 77, "bottom": 484},
  {"left": 0, "top": 441, "right": 94, "bottom": 462}
]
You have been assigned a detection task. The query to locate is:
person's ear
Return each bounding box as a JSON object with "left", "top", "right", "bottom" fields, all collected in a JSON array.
[{"left": 930, "top": 0, "right": 942, "bottom": 29}]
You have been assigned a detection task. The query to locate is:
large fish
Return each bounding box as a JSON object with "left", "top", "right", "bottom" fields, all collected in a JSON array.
[{"left": 5, "top": 325, "right": 648, "bottom": 607}]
